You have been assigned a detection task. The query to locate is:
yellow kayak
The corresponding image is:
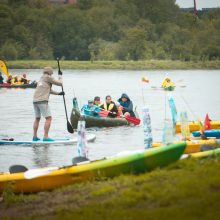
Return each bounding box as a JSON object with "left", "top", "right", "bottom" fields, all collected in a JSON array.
[
  {"left": 0, "top": 143, "right": 186, "bottom": 194},
  {"left": 153, "top": 139, "right": 220, "bottom": 154},
  {"left": 175, "top": 121, "right": 220, "bottom": 133},
  {"left": 186, "top": 148, "right": 220, "bottom": 159}
]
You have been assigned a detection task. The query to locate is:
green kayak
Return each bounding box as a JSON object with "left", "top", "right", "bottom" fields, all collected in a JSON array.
[{"left": 0, "top": 142, "right": 186, "bottom": 193}]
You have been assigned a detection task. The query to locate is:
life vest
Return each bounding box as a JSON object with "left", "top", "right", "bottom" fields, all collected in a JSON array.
[{"left": 103, "top": 103, "right": 114, "bottom": 111}]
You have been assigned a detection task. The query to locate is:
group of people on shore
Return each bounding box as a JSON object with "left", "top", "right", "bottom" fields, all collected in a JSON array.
[
  {"left": 0, "top": 71, "right": 30, "bottom": 85},
  {"left": 81, "top": 94, "right": 136, "bottom": 118}
]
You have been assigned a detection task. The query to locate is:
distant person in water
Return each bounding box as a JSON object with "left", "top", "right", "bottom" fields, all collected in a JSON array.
[
  {"left": 118, "top": 93, "right": 135, "bottom": 117},
  {"left": 0, "top": 72, "right": 3, "bottom": 84},
  {"left": 81, "top": 100, "right": 101, "bottom": 117},
  {"left": 100, "top": 95, "right": 118, "bottom": 118},
  {"left": 33, "top": 67, "right": 64, "bottom": 142}
]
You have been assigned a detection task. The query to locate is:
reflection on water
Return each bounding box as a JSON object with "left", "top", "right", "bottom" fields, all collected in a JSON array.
[
  {"left": 32, "top": 145, "right": 51, "bottom": 168},
  {"left": 0, "top": 69, "right": 220, "bottom": 171}
]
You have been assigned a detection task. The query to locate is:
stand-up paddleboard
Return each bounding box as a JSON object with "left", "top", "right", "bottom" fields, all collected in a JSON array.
[{"left": 0, "top": 134, "right": 96, "bottom": 145}]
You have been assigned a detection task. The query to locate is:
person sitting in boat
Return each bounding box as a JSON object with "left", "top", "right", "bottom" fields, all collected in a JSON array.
[
  {"left": 99, "top": 95, "right": 118, "bottom": 118},
  {"left": 81, "top": 100, "right": 101, "bottom": 117},
  {"left": 93, "top": 96, "right": 101, "bottom": 106},
  {"left": 21, "top": 73, "right": 30, "bottom": 84},
  {"left": 161, "top": 78, "right": 174, "bottom": 88},
  {"left": 0, "top": 72, "right": 3, "bottom": 84},
  {"left": 6, "top": 74, "right": 13, "bottom": 84},
  {"left": 11, "top": 75, "right": 19, "bottom": 85},
  {"left": 118, "top": 93, "right": 135, "bottom": 117}
]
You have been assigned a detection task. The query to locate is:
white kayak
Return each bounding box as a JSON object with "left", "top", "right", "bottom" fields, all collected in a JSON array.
[{"left": 0, "top": 134, "right": 96, "bottom": 145}]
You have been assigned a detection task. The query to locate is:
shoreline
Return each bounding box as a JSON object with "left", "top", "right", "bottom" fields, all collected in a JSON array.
[
  {"left": 6, "top": 60, "right": 220, "bottom": 70},
  {"left": 1, "top": 157, "right": 220, "bottom": 219}
]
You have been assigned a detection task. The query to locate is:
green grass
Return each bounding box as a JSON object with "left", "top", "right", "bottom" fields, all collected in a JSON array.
[
  {"left": 6, "top": 60, "right": 220, "bottom": 70},
  {"left": 1, "top": 156, "right": 220, "bottom": 219}
]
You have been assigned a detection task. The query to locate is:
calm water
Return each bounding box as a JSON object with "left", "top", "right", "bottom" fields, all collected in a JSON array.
[{"left": 0, "top": 69, "right": 220, "bottom": 171}]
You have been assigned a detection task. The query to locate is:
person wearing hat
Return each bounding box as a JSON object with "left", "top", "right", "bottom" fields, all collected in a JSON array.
[
  {"left": 33, "top": 67, "right": 64, "bottom": 142},
  {"left": 118, "top": 93, "right": 135, "bottom": 117},
  {"left": 81, "top": 100, "right": 101, "bottom": 117},
  {"left": 93, "top": 96, "right": 101, "bottom": 106}
]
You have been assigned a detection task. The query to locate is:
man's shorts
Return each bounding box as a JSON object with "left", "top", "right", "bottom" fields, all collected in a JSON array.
[{"left": 33, "top": 101, "right": 51, "bottom": 118}]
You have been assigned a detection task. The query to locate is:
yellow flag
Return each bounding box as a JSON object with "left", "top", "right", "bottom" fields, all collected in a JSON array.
[{"left": 0, "top": 60, "right": 9, "bottom": 76}]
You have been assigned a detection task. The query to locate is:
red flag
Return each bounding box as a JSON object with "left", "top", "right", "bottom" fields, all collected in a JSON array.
[{"left": 202, "top": 114, "right": 211, "bottom": 131}]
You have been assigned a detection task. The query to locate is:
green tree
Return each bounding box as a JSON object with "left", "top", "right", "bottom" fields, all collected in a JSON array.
[{"left": 118, "top": 27, "right": 148, "bottom": 60}]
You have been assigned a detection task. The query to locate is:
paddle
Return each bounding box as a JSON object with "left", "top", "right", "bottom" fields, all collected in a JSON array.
[
  {"left": 57, "top": 58, "right": 74, "bottom": 134},
  {"left": 99, "top": 109, "right": 140, "bottom": 125},
  {"left": 9, "top": 165, "right": 28, "bottom": 173}
]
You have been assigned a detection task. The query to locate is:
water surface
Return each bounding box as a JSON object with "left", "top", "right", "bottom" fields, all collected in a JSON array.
[{"left": 0, "top": 69, "right": 219, "bottom": 171}]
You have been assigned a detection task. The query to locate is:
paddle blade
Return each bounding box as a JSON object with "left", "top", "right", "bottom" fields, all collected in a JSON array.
[
  {"left": 67, "top": 121, "right": 74, "bottom": 133},
  {"left": 99, "top": 110, "right": 108, "bottom": 117},
  {"left": 9, "top": 165, "right": 28, "bottom": 173},
  {"left": 125, "top": 115, "right": 141, "bottom": 125}
]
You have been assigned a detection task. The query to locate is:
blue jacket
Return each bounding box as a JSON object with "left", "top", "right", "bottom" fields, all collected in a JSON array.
[{"left": 81, "top": 104, "right": 101, "bottom": 117}]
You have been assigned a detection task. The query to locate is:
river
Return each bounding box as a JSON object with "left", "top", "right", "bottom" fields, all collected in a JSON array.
[{"left": 0, "top": 69, "right": 220, "bottom": 171}]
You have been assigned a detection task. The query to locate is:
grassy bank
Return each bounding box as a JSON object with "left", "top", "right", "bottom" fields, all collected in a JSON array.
[
  {"left": 1, "top": 156, "right": 220, "bottom": 220},
  {"left": 6, "top": 60, "right": 220, "bottom": 70}
]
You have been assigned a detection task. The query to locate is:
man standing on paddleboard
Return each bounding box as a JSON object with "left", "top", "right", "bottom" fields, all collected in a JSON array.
[{"left": 33, "top": 67, "right": 64, "bottom": 141}]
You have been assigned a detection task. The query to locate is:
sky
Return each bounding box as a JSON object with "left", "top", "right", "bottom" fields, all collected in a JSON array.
[{"left": 175, "top": 0, "right": 220, "bottom": 9}]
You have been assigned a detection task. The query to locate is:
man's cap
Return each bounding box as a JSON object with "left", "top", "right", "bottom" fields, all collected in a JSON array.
[
  {"left": 43, "top": 67, "right": 53, "bottom": 75},
  {"left": 88, "top": 100, "right": 94, "bottom": 103}
]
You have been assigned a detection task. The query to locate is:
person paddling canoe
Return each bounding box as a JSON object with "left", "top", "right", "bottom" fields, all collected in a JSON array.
[
  {"left": 118, "top": 93, "right": 135, "bottom": 117},
  {"left": 33, "top": 67, "right": 64, "bottom": 142}
]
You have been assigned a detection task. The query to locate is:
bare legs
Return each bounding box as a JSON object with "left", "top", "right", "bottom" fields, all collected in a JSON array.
[
  {"left": 44, "top": 116, "right": 52, "bottom": 138},
  {"left": 33, "top": 118, "right": 40, "bottom": 138},
  {"left": 33, "top": 116, "right": 52, "bottom": 138}
]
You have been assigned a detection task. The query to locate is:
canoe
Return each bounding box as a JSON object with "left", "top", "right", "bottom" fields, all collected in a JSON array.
[
  {"left": 192, "top": 130, "right": 220, "bottom": 138},
  {"left": 70, "top": 98, "right": 139, "bottom": 129},
  {"left": 0, "top": 134, "right": 96, "bottom": 145},
  {"left": 153, "top": 139, "right": 220, "bottom": 154},
  {"left": 175, "top": 121, "right": 220, "bottom": 133},
  {"left": 0, "top": 142, "right": 186, "bottom": 193},
  {"left": 0, "top": 81, "right": 37, "bottom": 89},
  {"left": 71, "top": 108, "right": 130, "bottom": 129}
]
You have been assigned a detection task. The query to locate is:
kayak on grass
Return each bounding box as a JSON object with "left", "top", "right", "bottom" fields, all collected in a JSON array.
[
  {"left": 183, "top": 148, "right": 220, "bottom": 159},
  {"left": 153, "top": 139, "right": 220, "bottom": 154},
  {"left": 0, "top": 142, "right": 186, "bottom": 193},
  {"left": 0, "top": 134, "right": 96, "bottom": 145},
  {"left": 192, "top": 129, "right": 220, "bottom": 138}
]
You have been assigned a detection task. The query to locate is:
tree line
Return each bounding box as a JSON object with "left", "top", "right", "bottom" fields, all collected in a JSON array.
[{"left": 0, "top": 0, "right": 219, "bottom": 61}]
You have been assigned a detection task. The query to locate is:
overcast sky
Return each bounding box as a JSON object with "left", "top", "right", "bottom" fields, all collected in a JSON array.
[{"left": 175, "top": 0, "right": 220, "bottom": 9}]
